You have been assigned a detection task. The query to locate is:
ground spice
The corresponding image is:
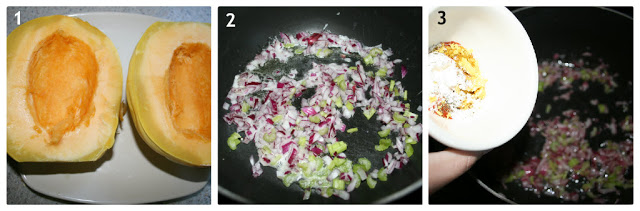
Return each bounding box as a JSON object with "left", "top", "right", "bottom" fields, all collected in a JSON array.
[{"left": 428, "top": 41, "right": 486, "bottom": 119}]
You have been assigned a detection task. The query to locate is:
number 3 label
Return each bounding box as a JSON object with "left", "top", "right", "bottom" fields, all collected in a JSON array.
[
  {"left": 437, "top": 11, "right": 445, "bottom": 25},
  {"left": 226, "top": 13, "right": 236, "bottom": 28}
]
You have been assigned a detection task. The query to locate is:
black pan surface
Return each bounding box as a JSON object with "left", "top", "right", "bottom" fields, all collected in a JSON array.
[
  {"left": 471, "top": 7, "right": 633, "bottom": 204},
  {"left": 218, "top": 7, "right": 422, "bottom": 204}
]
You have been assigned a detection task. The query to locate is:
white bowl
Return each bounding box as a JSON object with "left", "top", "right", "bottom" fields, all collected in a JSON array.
[{"left": 428, "top": 7, "right": 538, "bottom": 151}]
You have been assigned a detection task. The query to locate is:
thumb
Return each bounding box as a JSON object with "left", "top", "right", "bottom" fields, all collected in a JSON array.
[{"left": 428, "top": 148, "right": 488, "bottom": 194}]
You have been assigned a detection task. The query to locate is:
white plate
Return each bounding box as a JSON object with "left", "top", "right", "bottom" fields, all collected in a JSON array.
[
  {"left": 19, "top": 12, "right": 210, "bottom": 204},
  {"left": 428, "top": 7, "right": 538, "bottom": 151}
]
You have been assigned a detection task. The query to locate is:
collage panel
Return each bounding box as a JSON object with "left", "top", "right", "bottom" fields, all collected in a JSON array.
[
  {"left": 1, "top": 1, "right": 637, "bottom": 208},
  {"left": 218, "top": 7, "right": 423, "bottom": 204},
  {"left": 428, "top": 7, "right": 633, "bottom": 204},
  {"left": 6, "top": 6, "right": 211, "bottom": 204}
]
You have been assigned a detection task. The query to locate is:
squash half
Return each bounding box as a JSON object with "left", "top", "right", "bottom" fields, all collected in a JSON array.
[
  {"left": 127, "top": 22, "right": 211, "bottom": 166},
  {"left": 7, "top": 15, "right": 122, "bottom": 162}
]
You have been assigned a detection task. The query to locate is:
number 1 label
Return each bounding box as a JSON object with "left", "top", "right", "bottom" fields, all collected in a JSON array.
[{"left": 15, "top": 11, "right": 21, "bottom": 25}]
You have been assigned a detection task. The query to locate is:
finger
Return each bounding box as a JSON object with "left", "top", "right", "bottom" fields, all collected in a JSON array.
[{"left": 428, "top": 148, "right": 487, "bottom": 194}]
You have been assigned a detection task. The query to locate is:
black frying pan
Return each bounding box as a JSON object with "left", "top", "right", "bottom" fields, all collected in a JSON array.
[
  {"left": 471, "top": 7, "right": 633, "bottom": 204},
  {"left": 218, "top": 7, "right": 422, "bottom": 204}
]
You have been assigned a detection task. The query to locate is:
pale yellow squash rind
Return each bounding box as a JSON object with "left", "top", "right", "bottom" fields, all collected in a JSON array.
[
  {"left": 127, "top": 22, "right": 211, "bottom": 166},
  {"left": 7, "top": 15, "right": 122, "bottom": 162}
]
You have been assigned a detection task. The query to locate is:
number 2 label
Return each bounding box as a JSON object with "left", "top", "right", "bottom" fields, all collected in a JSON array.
[{"left": 226, "top": 13, "right": 236, "bottom": 28}]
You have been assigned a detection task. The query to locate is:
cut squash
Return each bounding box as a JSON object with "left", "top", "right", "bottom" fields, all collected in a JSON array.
[
  {"left": 7, "top": 15, "right": 122, "bottom": 162},
  {"left": 127, "top": 22, "right": 211, "bottom": 166}
]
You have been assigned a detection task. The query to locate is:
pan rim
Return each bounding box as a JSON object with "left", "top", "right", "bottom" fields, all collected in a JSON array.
[{"left": 218, "top": 180, "right": 422, "bottom": 204}]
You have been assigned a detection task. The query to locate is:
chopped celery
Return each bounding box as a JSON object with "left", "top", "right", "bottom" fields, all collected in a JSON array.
[
  {"left": 328, "top": 158, "right": 346, "bottom": 170},
  {"left": 405, "top": 137, "right": 417, "bottom": 145},
  {"left": 406, "top": 144, "right": 414, "bottom": 157},
  {"left": 337, "top": 160, "right": 353, "bottom": 173},
  {"left": 333, "top": 179, "right": 345, "bottom": 190},
  {"left": 316, "top": 48, "right": 333, "bottom": 58},
  {"left": 375, "top": 68, "right": 387, "bottom": 77},
  {"left": 598, "top": 104, "right": 608, "bottom": 114},
  {"left": 309, "top": 115, "right": 321, "bottom": 123},
  {"left": 545, "top": 104, "right": 552, "bottom": 114},
  {"left": 334, "top": 96, "right": 343, "bottom": 108},
  {"left": 333, "top": 74, "right": 346, "bottom": 83},
  {"left": 364, "top": 55, "right": 374, "bottom": 65},
  {"left": 346, "top": 101, "right": 354, "bottom": 111},
  {"left": 403, "top": 90, "right": 408, "bottom": 100},
  {"left": 358, "top": 158, "right": 372, "bottom": 171},
  {"left": 568, "top": 158, "right": 579, "bottom": 168},
  {"left": 299, "top": 179, "right": 312, "bottom": 189},
  {"left": 375, "top": 138, "right": 392, "bottom": 151},
  {"left": 375, "top": 145, "right": 389, "bottom": 151},
  {"left": 548, "top": 160, "right": 557, "bottom": 171},
  {"left": 504, "top": 175, "right": 516, "bottom": 183},
  {"left": 271, "top": 154, "right": 282, "bottom": 166},
  {"left": 241, "top": 101, "right": 250, "bottom": 113},
  {"left": 378, "top": 168, "right": 388, "bottom": 181},
  {"left": 403, "top": 111, "right": 418, "bottom": 119},
  {"left": 272, "top": 114, "right": 283, "bottom": 124},
  {"left": 262, "top": 146, "right": 272, "bottom": 154},
  {"left": 320, "top": 111, "right": 329, "bottom": 118},
  {"left": 353, "top": 164, "right": 364, "bottom": 173},
  {"left": 340, "top": 81, "right": 349, "bottom": 91},
  {"left": 363, "top": 108, "right": 376, "bottom": 120},
  {"left": 227, "top": 132, "right": 242, "bottom": 150},
  {"left": 403, "top": 123, "right": 410, "bottom": 128},
  {"left": 389, "top": 80, "right": 396, "bottom": 91},
  {"left": 328, "top": 141, "right": 347, "bottom": 155},
  {"left": 579, "top": 162, "right": 590, "bottom": 173},
  {"left": 379, "top": 138, "right": 392, "bottom": 146},
  {"left": 325, "top": 187, "right": 334, "bottom": 197},
  {"left": 284, "top": 43, "right": 295, "bottom": 48},
  {"left": 320, "top": 100, "right": 327, "bottom": 108},
  {"left": 354, "top": 174, "right": 362, "bottom": 188},
  {"left": 318, "top": 127, "right": 329, "bottom": 136},
  {"left": 369, "top": 48, "right": 383, "bottom": 56},
  {"left": 298, "top": 162, "right": 310, "bottom": 176},
  {"left": 289, "top": 88, "right": 296, "bottom": 98},
  {"left": 263, "top": 128, "right": 277, "bottom": 143},
  {"left": 228, "top": 132, "right": 241, "bottom": 140},
  {"left": 393, "top": 112, "right": 406, "bottom": 123},
  {"left": 378, "top": 129, "right": 391, "bottom": 137},
  {"left": 349, "top": 66, "right": 358, "bottom": 71},
  {"left": 347, "top": 128, "right": 358, "bottom": 133},
  {"left": 366, "top": 175, "right": 377, "bottom": 189},
  {"left": 294, "top": 48, "right": 305, "bottom": 54},
  {"left": 283, "top": 173, "right": 298, "bottom": 187}
]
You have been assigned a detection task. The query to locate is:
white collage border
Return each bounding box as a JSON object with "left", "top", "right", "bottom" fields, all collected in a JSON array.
[{"left": 0, "top": 0, "right": 638, "bottom": 210}]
